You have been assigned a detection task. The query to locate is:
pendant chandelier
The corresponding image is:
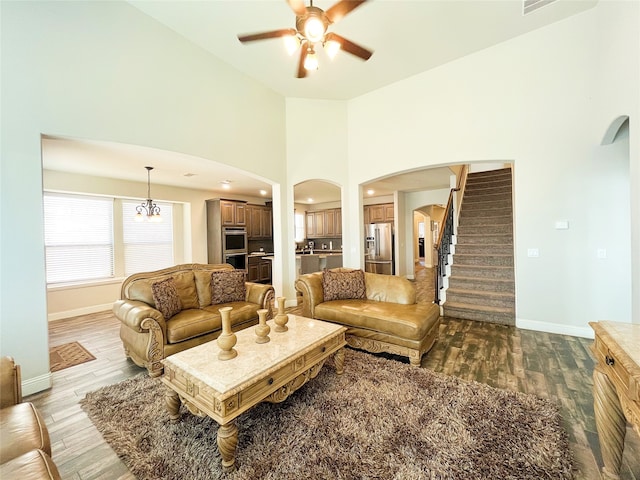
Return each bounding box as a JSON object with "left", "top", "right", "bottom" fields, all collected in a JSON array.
[{"left": 134, "top": 166, "right": 162, "bottom": 222}]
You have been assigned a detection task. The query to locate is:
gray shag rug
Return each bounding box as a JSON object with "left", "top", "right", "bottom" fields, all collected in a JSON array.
[{"left": 81, "top": 349, "right": 574, "bottom": 480}]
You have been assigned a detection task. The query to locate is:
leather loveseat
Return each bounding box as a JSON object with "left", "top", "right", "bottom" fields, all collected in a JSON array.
[
  {"left": 295, "top": 268, "right": 441, "bottom": 366},
  {"left": 0, "top": 356, "right": 61, "bottom": 480},
  {"left": 113, "top": 263, "right": 274, "bottom": 377}
]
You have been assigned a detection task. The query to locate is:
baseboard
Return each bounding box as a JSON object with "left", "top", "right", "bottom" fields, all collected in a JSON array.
[
  {"left": 516, "top": 318, "right": 594, "bottom": 339},
  {"left": 22, "top": 372, "right": 52, "bottom": 396},
  {"left": 48, "top": 303, "right": 113, "bottom": 322}
]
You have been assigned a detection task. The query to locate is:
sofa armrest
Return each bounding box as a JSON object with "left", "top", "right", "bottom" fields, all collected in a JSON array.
[
  {"left": 113, "top": 299, "right": 167, "bottom": 335},
  {"left": 294, "top": 272, "right": 324, "bottom": 318},
  {"left": 245, "top": 282, "right": 275, "bottom": 318},
  {"left": 0, "top": 356, "right": 21, "bottom": 408}
]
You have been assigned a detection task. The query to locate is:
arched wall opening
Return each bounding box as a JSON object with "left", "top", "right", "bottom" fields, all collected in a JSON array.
[
  {"left": 293, "top": 179, "right": 343, "bottom": 276},
  {"left": 40, "top": 135, "right": 278, "bottom": 320}
]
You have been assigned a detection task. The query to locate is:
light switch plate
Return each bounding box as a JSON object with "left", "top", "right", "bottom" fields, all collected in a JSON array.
[
  {"left": 555, "top": 220, "right": 569, "bottom": 230},
  {"left": 597, "top": 248, "right": 607, "bottom": 259},
  {"left": 527, "top": 248, "right": 539, "bottom": 257}
]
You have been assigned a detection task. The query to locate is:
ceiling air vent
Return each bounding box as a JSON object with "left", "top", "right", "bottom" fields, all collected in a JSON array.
[{"left": 523, "top": 0, "right": 557, "bottom": 15}]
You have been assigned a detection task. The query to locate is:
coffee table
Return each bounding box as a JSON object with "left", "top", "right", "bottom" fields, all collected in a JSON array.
[{"left": 161, "top": 314, "right": 347, "bottom": 472}]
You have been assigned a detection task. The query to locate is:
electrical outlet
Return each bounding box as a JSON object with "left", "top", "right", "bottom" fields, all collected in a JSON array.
[{"left": 527, "top": 248, "right": 539, "bottom": 258}]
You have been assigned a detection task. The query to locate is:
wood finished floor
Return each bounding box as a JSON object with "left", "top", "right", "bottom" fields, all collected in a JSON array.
[{"left": 26, "top": 270, "right": 640, "bottom": 479}]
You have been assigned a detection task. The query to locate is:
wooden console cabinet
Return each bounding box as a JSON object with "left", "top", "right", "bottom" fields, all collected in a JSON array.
[{"left": 589, "top": 321, "right": 640, "bottom": 480}]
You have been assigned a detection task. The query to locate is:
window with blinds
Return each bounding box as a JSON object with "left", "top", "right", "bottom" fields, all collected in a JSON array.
[
  {"left": 43, "top": 193, "right": 114, "bottom": 284},
  {"left": 122, "top": 201, "right": 174, "bottom": 276},
  {"left": 294, "top": 213, "right": 305, "bottom": 243}
]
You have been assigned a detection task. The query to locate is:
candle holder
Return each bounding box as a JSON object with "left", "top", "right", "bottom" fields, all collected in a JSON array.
[
  {"left": 217, "top": 307, "right": 238, "bottom": 360},
  {"left": 273, "top": 296, "right": 289, "bottom": 332},
  {"left": 254, "top": 308, "right": 270, "bottom": 344}
]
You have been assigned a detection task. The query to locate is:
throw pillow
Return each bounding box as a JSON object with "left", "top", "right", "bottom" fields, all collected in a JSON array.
[
  {"left": 322, "top": 269, "right": 366, "bottom": 301},
  {"left": 151, "top": 277, "right": 182, "bottom": 320},
  {"left": 211, "top": 270, "right": 246, "bottom": 305}
]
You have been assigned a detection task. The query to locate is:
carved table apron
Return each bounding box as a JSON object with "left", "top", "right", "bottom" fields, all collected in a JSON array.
[
  {"left": 161, "top": 315, "right": 347, "bottom": 472},
  {"left": 590, "top": 321, "right": 640, "bottom": 480}
]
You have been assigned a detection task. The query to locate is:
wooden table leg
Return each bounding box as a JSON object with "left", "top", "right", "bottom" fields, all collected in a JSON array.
[
  {"left": 217, "top": 420, "right": 239, "bottom": 472},
  {"left": 593, "top": 366, "right": 627, "bottom": 480},
  {"left": 165, "top": 387, "right": 181, "bottom": 422},
  {"left": 334, "top": 348, "right": 345, "bottom": 375}
]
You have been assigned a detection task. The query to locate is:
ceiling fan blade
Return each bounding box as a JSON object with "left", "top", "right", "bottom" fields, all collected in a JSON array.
[
  {"left": 296, "top": 44, "right": 308, "bottom": 78},
  {"left": 287, "top": 0, "right": 307, "bottom": 16},
  {"left": 325, "top": 0, "right": 367, "bottom": 23},
  {"left": 325, "top": 32, "right": 373, "bottom": 60},
  {"left": 238, "top": 28, "right": 296, "bottom": 43}
]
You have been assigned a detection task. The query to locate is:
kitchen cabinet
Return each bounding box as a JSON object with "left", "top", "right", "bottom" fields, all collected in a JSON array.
[
  {"left": 247, "top": 204, "right": 272, "bottom": 239},
  {"left": 364, "top": 203, "right": 394, "bottom": 224},
  {"left": 247, "top": 255, "right": 272, "bottom": 283},
  {"left": 306, "top": 211, "right": 325, "bottom": 238},
  {"left": 324, "top": 209, "right": 336, "bottom": 236},
  {"left": 384, "top": 204, "right": 395, "bottom": 222},
  {"left": 259, "top": 261, "right": 272, "bottom": 282},
  {"left": 306, "top": 208, "right": 341, "bottom": 238},
  {"left": 220, "top": 200, "right": 246, "bottom": 226}
]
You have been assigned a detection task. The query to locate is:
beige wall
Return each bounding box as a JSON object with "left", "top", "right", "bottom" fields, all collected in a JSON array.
[
  {"left": 1, "top": 1, "right": 287, "bottom": 393},
  {"left": 346, "top": 3, "right": 637, "bottom": 336}
]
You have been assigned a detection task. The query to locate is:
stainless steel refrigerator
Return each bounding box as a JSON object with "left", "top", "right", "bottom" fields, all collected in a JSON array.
[{"left": 365, "top": 223, "right": 394, "bottom": 275}]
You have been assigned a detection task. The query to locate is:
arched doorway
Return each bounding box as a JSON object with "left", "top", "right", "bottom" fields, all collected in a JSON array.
[{"left": 293, "top": 180, "right": 342, "bottom": 275}]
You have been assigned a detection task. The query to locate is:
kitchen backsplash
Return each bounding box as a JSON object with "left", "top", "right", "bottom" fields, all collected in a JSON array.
[
  {"left": 305, "top": 237, "right": 343, "bottom": 250},
  {"left": 248, "top": 239, "right": 273, "bottom": 253}
]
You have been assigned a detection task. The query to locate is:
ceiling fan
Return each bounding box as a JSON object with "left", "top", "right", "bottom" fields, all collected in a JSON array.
[{"left": 237, "top": 0, "right": 373, "bottom": 78}]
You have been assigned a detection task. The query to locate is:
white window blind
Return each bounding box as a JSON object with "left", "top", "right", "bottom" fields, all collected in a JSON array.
[
  {"left": 122, "top": 201, "right": 174, "bottom": 276},
  {"left": 44, "top": 193, "right": 114, "bottom": 284}
]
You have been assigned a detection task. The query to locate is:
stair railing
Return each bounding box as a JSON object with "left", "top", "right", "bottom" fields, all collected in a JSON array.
[
  {"left": 434, "top": 165, "right": 468, "bottom": 304},
  {"left": 434, "top": 190, "right": 457, "bottom": 304}
]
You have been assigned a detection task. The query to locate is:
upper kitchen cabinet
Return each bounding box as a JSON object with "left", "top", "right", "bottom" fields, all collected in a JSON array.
[
  {"left": 247, "top": 204, "right": 273, "bottom": 239},
  {"left": 364, "top": 203, "right": 394, "bottom": 224},
  {"left": 220, "top": 200, "right": 246, "bottom": 226},
  {"left": 306, "top": 208, "right": 341, "bottom": 238}
]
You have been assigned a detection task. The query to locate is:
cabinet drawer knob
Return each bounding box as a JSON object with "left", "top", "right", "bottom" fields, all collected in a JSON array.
[
  {"left": 268, "top": 377, "right": 274, "bottom": 385},
  {"left": 605, "top": 355, "right": 615, "bottom": 366}
]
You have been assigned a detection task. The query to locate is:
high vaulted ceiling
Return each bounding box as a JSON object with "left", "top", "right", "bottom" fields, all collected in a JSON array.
[
  {"left": 44, "top": 1, "right": 597, "bottom": 204},
  {"left": 129, "top": 0, "right": 597, "bottom": 100}
]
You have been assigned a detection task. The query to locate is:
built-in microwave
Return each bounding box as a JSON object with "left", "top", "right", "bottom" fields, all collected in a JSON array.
[{"left": 222, "top": 227, "right": 247, "bottom": 254}]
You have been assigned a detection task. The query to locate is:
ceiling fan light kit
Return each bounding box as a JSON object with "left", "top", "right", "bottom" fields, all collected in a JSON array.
[{"left": 237, "top": 0, "right": 373, "bottom": 78}]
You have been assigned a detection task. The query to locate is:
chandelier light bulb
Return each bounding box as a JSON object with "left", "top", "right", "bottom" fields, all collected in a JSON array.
[
  {"left": 325, "top": 39, "right": 341, "bottom": 59},
  {"left": 304, "top": 16, "right": 326, "bottom": 43},
  {"left": 304, "top": 49, "right": 319, "bottom": 71},
  {"left": 283, "top": 34, "right": 299, "bottom": 56}
]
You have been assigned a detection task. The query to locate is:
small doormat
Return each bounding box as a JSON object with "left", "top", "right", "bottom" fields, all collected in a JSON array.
[{"left": 50, "top": 341, "right": 96, "bottom": 372}]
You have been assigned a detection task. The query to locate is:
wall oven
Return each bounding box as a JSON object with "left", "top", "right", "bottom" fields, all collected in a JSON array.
[
  {"left": 222, "top": 227, "right": 247, "bottom": 271},
  {"left": 224, "top": 253, "right": 248, "bottom": 271},
  {"left": 222, "top": 227, "right": 248, "bottom": 254}
]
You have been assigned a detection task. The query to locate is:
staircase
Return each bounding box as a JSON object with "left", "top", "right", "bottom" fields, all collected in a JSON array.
[{"left": 443, "top": 168, "right": 515, "bottom": 325}]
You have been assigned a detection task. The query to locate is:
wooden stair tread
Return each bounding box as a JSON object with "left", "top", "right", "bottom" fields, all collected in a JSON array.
[
  {"left": 446, "top": 288, "right": 514, "bottom": 299},
  {"left": 443, "top": 301, "right": 515, "bottom": 314}
]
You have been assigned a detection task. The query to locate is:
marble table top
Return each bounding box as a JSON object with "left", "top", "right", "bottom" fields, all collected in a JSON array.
[{"left": 162, "top": 315, "right": 345, "bottom": 396}]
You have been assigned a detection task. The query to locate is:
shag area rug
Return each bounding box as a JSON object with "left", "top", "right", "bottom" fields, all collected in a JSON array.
[
  {"left": 81, "top": 349, "right": 574, "bottom": 480},
  {"left": 49, "top": 341, "right": 96, "bottom": 372}
]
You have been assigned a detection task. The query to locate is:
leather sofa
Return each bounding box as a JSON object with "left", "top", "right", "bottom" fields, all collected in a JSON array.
[
  {"left": 113, "top": 263, "right": 275, "bottom": 377},
  {"left": 0, "top": 356, "right": 61, "bottom": 480},
  {"left": 295, "top": 269, "right": 441, "bottom": 366}
]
